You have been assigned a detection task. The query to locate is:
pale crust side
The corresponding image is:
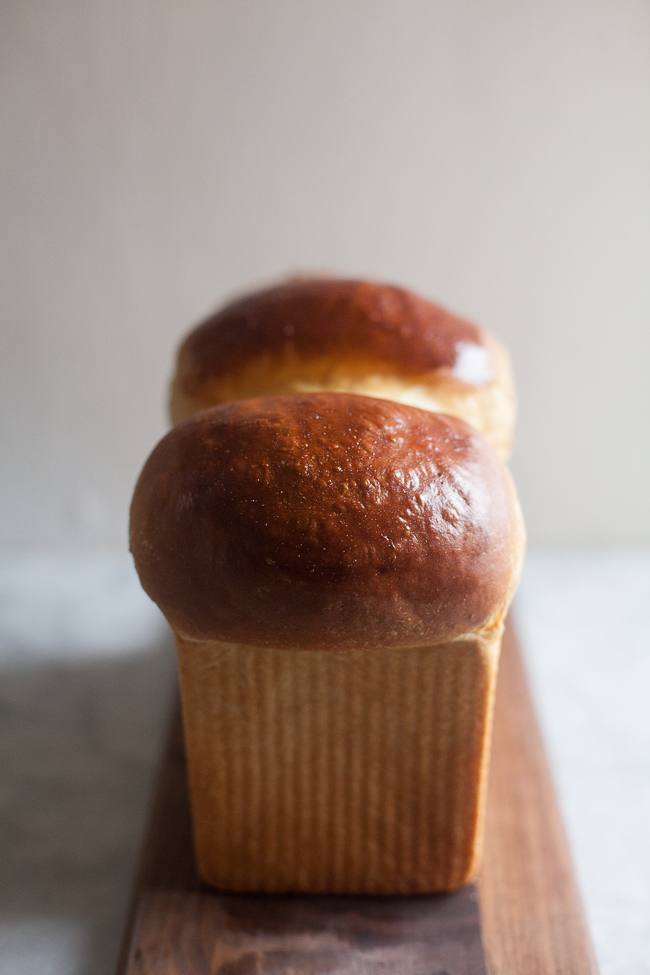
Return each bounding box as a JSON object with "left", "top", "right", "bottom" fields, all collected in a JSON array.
[
  {"left": 170, "top": 339, "right": 516, "bottom": 459},
  {"left": 176, "top": 625, "right": 504, "bottom": 894}
]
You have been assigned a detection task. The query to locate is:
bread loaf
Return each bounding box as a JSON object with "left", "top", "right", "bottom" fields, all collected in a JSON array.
[
  {"left": 170, "top": 278, "right": 516, "bottom": 457},
  {"left": 130, "top": 392, "right": 525, "bottom": 893}
]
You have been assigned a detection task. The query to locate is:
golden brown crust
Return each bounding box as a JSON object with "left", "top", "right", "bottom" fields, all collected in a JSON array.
[
  {"left": 130, "top": 392, "right": 523, "bottom": 650},
  {"left": 169, "top": 278, "right": 516, "bottom": 459},
  {"left": 176, "top": 277, "right": 488, "bottom": 390}
]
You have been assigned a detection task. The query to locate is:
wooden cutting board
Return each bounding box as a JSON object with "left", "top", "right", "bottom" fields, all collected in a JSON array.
[{"left": 116, "top": 620, "right": 599, "bottom": 975}]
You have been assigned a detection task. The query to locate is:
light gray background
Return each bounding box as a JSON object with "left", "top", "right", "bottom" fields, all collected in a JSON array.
[
  {"left": 2, "top": 0, "right": 649, "bottom": 549},
  {"left": 2, "top": 4, "right": 650, "bottom": 974}
]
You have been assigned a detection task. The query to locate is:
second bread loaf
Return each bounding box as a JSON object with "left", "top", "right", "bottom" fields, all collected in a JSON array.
[{"left": 170, "top": 277, "right": 516, "bottom": 457}]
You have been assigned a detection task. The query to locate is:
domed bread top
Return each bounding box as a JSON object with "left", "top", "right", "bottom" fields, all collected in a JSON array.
[
  {"left": 169, "top": 278, "right": 516, "bottom": 458},
  {"left": 131, "top": 393, "right": 525, "bottom": 651}
]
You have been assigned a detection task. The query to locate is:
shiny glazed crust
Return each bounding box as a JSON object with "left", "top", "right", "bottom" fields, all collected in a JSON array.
[
  {"left": 169, "top": 278, "right": 516, "bottom": 458},
  {"left": 130, "top": 392, "right": 524, "bottom": 650}
]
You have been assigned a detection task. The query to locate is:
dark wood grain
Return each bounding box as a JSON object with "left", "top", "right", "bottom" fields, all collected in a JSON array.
[
  {"left": 116, "top": 620, "right": 598, "bottom": 975},
  {"left": 122, "top": 887, "right": 487, "bottom": 975},
  {"left": 478, "top": 622, "right": 599, "bottom": 974}
]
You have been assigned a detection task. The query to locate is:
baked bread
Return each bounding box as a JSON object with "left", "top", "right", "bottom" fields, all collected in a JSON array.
[
  {"left": 130, "top": 392, "right": 525, "bottom": 893},
  {"left": 169, "top": 277, "right": 516, "bottom": 458}
]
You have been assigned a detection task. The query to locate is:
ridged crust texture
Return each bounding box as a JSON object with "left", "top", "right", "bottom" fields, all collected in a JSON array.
[
  {"left": 177, "top": 631, "right": 501, "bottom": 894},
  {"left": 130, "top": 392, "right": 524, "bottom": 651}
]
